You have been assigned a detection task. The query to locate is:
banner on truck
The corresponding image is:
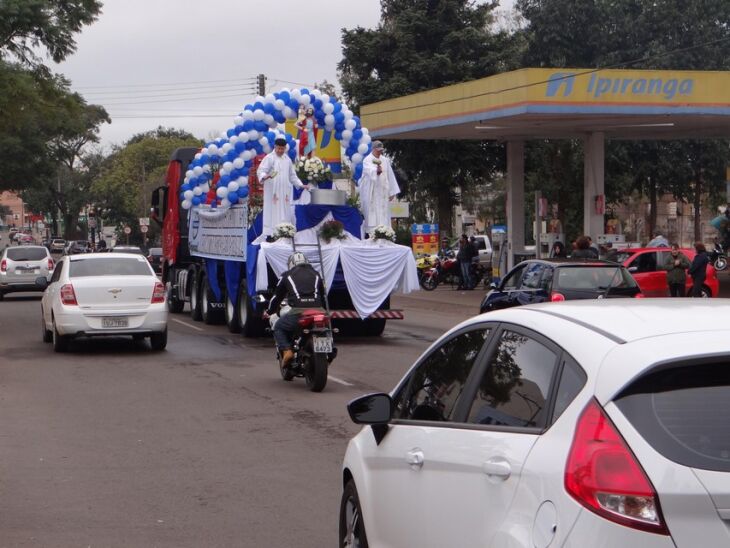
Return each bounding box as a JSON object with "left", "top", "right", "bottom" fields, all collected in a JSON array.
[{"left": 189, "top": 204, "right": 248, "bottom": 262}]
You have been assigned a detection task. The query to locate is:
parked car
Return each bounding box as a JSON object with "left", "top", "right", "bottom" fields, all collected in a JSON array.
[
  {"left": 16, "top": 233, "right": 36, "bottom": 245},
  {"left": 146, "top": 247, "right": 163, "bottom": 274},
  {"left": 38, "top": 253, "right": 167, "bottom": 352},
  {"left": 50, "top": 238, "right": 66, "bottom": 253},
  {"left": 65, "top": 240, "right": 90, "bottom": 255},
  {"left": 450, "top": 234, "right": 493, "bottom": 265},
  {"left": 479, "top": 258, "right": 642, "bottom": 313},
  {"left": 111, "top": 245, "right": 145, "bottom": 255},
  {"left": 341, "top": 300, "right": 730, "bottom": 547},
  {"left": 615, "top": 247, "right": 719, "bottom": 297},
  {"left": 0, "top": 245, "right": 54, "bottom": 299}
]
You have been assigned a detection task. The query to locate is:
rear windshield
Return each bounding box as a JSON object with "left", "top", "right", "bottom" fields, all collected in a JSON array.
[
  {"left": 615, "top": 362, "right": 730, "bottom": 472},
  {"left": 69, "top": 257, "right": 152, "bottom": 277},
  {"left": 7, "top": 247, "right": 47, "bottom": 261},
  {"left": 555, "top": 266, "right": 637, "bottom": 290}
]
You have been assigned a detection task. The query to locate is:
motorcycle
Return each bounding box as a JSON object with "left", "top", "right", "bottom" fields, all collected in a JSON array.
[
  {"left": 420, "top": 256, "right": 461, "bottom": 291},
  {"left": 415, "top": 254, "right": 438, "bottom": 284},
  {"left": 709, "top": 241, "right": 728, "bottom": 271},
  {"left": 272, "top": 308, "right": 337, "bottom": 392}
]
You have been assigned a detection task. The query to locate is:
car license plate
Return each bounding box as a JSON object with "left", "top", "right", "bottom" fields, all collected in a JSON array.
[
  {"left": 102, "top": 317, "right": 128, "bottom": 328},
  {"left": 313, "top": 335, "right": 333, "bottom": 353}
]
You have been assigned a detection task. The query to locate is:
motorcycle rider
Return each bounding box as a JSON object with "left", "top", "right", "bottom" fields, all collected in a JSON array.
[{"left": 264, "top": 252, "right": 327, "bottom": 368}]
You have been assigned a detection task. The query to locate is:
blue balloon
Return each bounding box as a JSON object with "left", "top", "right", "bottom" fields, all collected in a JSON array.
[
  {"left": 226, "top": 150, "right": 237, "bottom": 162},
  {"left": 334, "top": 112, "right": 345, "bottom": 123},
  {"left": 263, "top": 103, "right": 275, "bottom": 114},
  {"left": 353, "top": 115, "right": 361, "bottom": 128},
  {"left": 242, "top": 120, "right": 254, "bottom": 132},
  {"left": 239, "top": 186, "right": 249, "bottom": 198},
  {"left": 216, "top": 138, "right": 226, "bottom": 147},
  {"left": 228, "top": 192, "right": 239, "bottom": 204},
  {"left": 353, "top": 163, "right": 363, "bottom": 181},
  {"left": 219, "top": 174, "right": 231, "bottom": 186},
  {"left": 353, "top": 129, "right": 363, "bottom": 140},
  {"left": 253, "top": 142, "right": 264, "bottom": 154},
  {"left": 253, "top": 101, "right": 264, "bottom": 111},
  {"left": 199, "top": 154, "right": 210, "bottom": 165},
  {"left": 234, "top": 141, "right": 246, "bottom": 153},
  {"left": 226, "top": 128, "right": 236, "bottom": 138},
  {"left": 279, "top": 91, "right": 290, "bottom": 102},
  {"left": 210, "top": 200, "right": 218, "bottom": 209},
  {"left": 254, "top": 121, "right": 267, "bottom": 132},
  {"left": 333, "top": 102, "right": 342, "bottom": 113},
  {"left": 288, "top": 99, "right": 299, "bottom": 111},
  {"left": 234, "top": 125, "right": 243, "bottom": 134},
  {"left": 300, "top": 88, "right": 309, "bottom": 96},
  {"left": 314, "top": 99, "right": 323, "bottom": 110},
  {"left": 241, "top": 167, "right": 250, "bottom": 176},
  {"left": 266, "top": 131, "right": 276, "bottom": 142},
  {"left": 244, "top": 104, "right": 253, "bottom": 111},
  {"left": 181, "top": 184, "right": 191, "bottom": 192},
  {"left": 274, "top": 111, "right": 286, "bottom": 124},
  {"left": 334, "top": 131, "right": 343, "bottom": 140},
  {"left": 229, "top": 169, "right": 240, "bottom": 180},
  {"left": 192, "top": 196, "right": 202, "bottom": 206}
]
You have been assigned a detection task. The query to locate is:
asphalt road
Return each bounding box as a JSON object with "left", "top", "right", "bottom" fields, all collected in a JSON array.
[{"left": 0, "top": 287, "right": 476, "bottom": 548}]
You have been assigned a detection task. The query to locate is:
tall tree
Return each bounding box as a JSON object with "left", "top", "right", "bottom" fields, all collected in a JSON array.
[{"left": 339, "top": 0, "right": 522, "bottom": 234}]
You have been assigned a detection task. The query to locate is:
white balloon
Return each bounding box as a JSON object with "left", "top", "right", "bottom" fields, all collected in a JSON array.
[
  {"left": 352, "top": 153, "right": 363, "bottom": 164},
  {"left": 274, "top": 99, "right": 285, "bottom": 111},
  {"left": 234, "top": 115, "right": 243, "bottom": 125},
  {"left": 265, "top": 93, "right": 276, "bottom": 103},
  {"left": 361, "top": 128, "right": 369, "bottom": 136},
  {"left": 182, "top": 200, "right": 192, "bottom": 210},
  {"left": 300, "top": 94, "right": 311, "bottom": 106},
  {"left": 229, "top": 135, "right": 239, "bottom": 144},
  {"left": 221, "top": 162, "right": 232, "bottom": 172},
  {"left": 202, "top": 164, "right": 211, "bottom": 172},
  {"left": 345, "top": 119, "right": 356, "bottom": 131},
  {"left": 312, "top": 89, "right": 322, "bottom": 98},
  {"left": 193, "top": 166, "right": 203, "bottom": 176},
  {"left": 248, "top": 130, "right": 259, "bottom": 141},
  {"left": 344, "top": 110, "right": 353, "bottom": 120},
  {"left": 258, "top": 136, "right": 268, "bottom": 146},
  {"left": 320, "top": 93, "right": 330, "bottom": 104},
  {"left": 291, "top": 89, "right": 302, "bottom": 100},
  {"left": 216, "top": 186, "right": 229, "bottom": 198},
  {"left": 361, "top": 134, "right": 371, "bottom": 145},
  {"left": 262, "top": 114, "right": 274, "bottom": 126},
  {"left": 242, "top": 110, "right": 253, "bottom": 120},
  {"left": 253, "top": 109, "right": 265, "bottom": 121},
  {"left": 207, "top": 144, "right": 218, "bottom": 156},
  {"left": 255, "top": 95, "right": 265, "bottom": 103},
  {"left": 323, "top": 102, "right": 335, "bottom": 115},
  {"left": 237, "top": 176, "right": 248, "bottom": 186},
  {"left": 242, "top": 150, "right": 253, "bottom": 161},
  {"left": 283, "top": 107, "right": 295, "bottom": 119},
  {"left": 228, "top": 181, "right": 240, "bottom": 192},
  {"left": 221, "top": 143, "right": 233, "bottom": 154},
  {"left": 239, "top": 133, "right": 250, "bottom": 143},
  {"left": 342, "top": 129, "right": 353, "bottom": 142},
  {"left": 201, "top": 183, "right": 210, "bottom": 193},
  {"left": 185, "top": 170, "right": 194, "bottom": 178},
  {"left": 233, "top": 158, "right": 244, "bottom": 169},
  {"left": 358, "top": 143, "right": 369, "bottom": 155},
  {"left": 183, "top": 190, "right": 194, "bottom": 200},
  {"left": 194, "top": 152, "right": 202, "bottom": 160},
  {"left": 193, "top": 186, "right": 203, "bottom": 196},
  {"left": 263, "top": 144, "right": 272, "bottom": 153},
  {"left": 220, "top": 131, "right": 228, "bottom": 139},
  {"left": 324, "top": 114, "right": 335, "bottom": 127},
  {"left": 220, "top": 198, "right": 231, "bottom": 208}
]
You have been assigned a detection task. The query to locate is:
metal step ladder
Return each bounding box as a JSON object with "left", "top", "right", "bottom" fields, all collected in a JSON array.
[{"left": 291, "top": 236, "right": 330, "bottom": 313}]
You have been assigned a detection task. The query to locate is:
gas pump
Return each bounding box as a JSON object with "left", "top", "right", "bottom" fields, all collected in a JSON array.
[{"left": 490, "top": 225, "right": 508, "bottom": 282}]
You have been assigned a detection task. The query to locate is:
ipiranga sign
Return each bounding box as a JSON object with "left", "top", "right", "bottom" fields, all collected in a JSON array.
[{"left": 188, "top": 204, "right": 248, "bottom": 262}]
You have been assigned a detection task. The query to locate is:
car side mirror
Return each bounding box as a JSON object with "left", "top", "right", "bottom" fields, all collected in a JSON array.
[
  {"left": 628, "top": 266, "right": 638, "bottom": 273},
  {"left": 347, "top": 393, "right": 393, "bottom": 424},
  {"left": 35, "top": 276, "right": 48, "bottom": 289}
]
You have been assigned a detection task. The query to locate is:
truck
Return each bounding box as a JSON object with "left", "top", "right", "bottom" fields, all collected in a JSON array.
[{"left": 151, "top": 147, "right": 413, "bottom": 338}]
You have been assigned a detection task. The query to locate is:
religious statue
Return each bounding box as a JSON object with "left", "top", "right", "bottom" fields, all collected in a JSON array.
[{"left": 295, "top": 105, "right": 318, "bottom": 159}]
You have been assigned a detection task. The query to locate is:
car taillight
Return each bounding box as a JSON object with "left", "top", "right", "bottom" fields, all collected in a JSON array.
[
  {"left": 0, "top": 259, "right": 6, "bottom": 272},
  {"left": 634, "top": 292, "right": 645, "bottom": 298},
  {"left": 48, "top": 258, "right": 54, "bottom": 271},
  {"left": 151, "top": 282, "right": 165, "bottom": 304},
  {"left": 60, "top": 284, "right": 78, "bottom": 305},
  {"left": 565, "top": 399, "right": 668, "bottom": 535},
  {"left": 550, "top": 292, "right": 565, "bottom": 302}
]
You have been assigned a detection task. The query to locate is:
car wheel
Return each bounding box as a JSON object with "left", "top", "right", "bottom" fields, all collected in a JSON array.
[
  {"left": 190, "top": 272, "right": 202, "bottom": 321},
  {"left": 150, "top": 329, "right": 167, "bottom": 351},
  {"left": 52, "top": 317, "right": 68, "bottom": 353},
  {"left": 339, "top": 480, "right": 369, "bottom": 548},
  {"left": 41, "top": 309, "right": 52, "bottom": 343},
  {"left": 0, "top": 291, "right": 4, "bottom": 301}
]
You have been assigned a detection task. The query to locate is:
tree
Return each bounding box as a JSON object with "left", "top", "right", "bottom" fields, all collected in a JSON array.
[{"left": 339, "top": 0, "right": 522, "bottom": 234}]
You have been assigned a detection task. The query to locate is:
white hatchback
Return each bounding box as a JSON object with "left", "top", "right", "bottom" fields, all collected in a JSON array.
[
  {"left": 340, "top": 300, "right": 730, "bottom": 548},
  {"left": 39, "top": 253, "right": 168, "bottom": 352}
]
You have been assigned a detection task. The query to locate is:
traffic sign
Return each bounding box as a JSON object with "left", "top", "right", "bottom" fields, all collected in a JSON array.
[
  {"left": 140, "top": 225, "right": 149, "bottom": 233},
  {"left": 123, "top": 226, "right": 131, "bottom": 235},
  {"left": 138, "top": 217, "right": 150, "bottom": 227}
]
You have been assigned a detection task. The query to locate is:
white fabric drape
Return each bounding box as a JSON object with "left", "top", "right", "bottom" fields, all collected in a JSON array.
[{"left": 256, "top": 238, "right": 341, "bottom": 293}]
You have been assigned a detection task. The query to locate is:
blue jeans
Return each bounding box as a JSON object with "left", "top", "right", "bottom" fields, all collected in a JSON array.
[
  {"left": 274, "top": 313, "right": 301, "bottom": 350},
  {"left": 460, "top": 260, "right": 472, "bottom": 288}
]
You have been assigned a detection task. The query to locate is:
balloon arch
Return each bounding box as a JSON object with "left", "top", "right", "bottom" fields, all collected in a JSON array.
[{"left": 179, "top": 88, "right": 372, "bottom": 210}]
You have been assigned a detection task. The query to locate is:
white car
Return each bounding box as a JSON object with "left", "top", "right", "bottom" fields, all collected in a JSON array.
[
  {"left": 39, "top": 253, "right": 168, "bottom": 352},
  {"left": 340, "top": 300, "right": 730, "bottom": 547}
]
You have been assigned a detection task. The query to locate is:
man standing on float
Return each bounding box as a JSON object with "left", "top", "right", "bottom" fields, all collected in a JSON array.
[
  {"left": 358, "top": 140, "right": 400, "bottom": 235},
  {"left": 257, "top": 137, "right": 310, "bottom": 236}
]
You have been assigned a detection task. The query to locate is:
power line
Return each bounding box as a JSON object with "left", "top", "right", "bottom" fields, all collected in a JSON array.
[
  {"left": 73, "top": 76, "right": 256, "bottom": 91},
  {"left": 109, "top": 114, "right": 234, "bottom": 119},
  {"left": 83, "top": 84, "right": 258, "bottom": 102},
  {"left": 98, "top": 90, "right": 258, "bottom": 107},
  {"left": 82, "top": 81, "right": 260, "bottom": 97}
]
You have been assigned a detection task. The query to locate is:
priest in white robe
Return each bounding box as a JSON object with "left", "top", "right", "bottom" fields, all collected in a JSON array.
[
  {"left": 257, "top": 138, "right": 310, "bottom": 236},
  {"left": 358, "top": 140, "right": 400, "bottom": 234}
]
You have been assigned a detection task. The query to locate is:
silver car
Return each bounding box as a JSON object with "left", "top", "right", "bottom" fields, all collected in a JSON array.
[{"left": 0, "top": 245, "right": 53, "bottom": 299}]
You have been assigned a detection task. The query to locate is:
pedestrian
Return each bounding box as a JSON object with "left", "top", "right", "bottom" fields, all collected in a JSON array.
[
  {"left": 662, "top": 243, "right": 690, "bottom": 297},
  {"left": 550, "top": 240, "right": 567, "bottom": 258},
  {"left": 358, "top": 140, "right": 400, "bottom": 235},
  {"left": 602, "top": 241, "right": 619, "bottom": 262},
  {"left": 570, "top": 236, "right": 597, "bottom": 259},
  {"left": 456, "top": 234, "right": 475, "bottom": 289},
  {"left": 688, "top": 242, "right": 710, "bottom": 297},
  {"left": 587, "top": 236, "right": 601, "bottom": 258},
  {"left": 647, "top": 233, "right": 669, "bottom": 247}
]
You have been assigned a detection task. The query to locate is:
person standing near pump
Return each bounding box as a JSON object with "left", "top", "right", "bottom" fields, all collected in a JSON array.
[
  {"left": 456, "top": 234, "right": 475, "bottom": 290},
  {"left": 358, "top": 140, "right": 400, "bottom": 236},
  {"left": 257, "top": 138, "right": 311, "bottom": 237},
  {"left": 688, "top": 241, "right": 710, "bottom": 298},
  {"left": 662, "top": 243, "right": 690, "bottom": 297}
]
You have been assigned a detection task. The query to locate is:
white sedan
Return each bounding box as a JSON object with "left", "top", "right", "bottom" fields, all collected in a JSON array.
[
  {"left": 39, "top": 253, "right": 168, "bottom": 352},
  {"left": 341, "top": 300, "right": 730, "bottom": 548}
]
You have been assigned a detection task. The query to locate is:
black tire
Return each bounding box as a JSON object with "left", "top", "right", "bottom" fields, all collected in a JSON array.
[
  {"left": 52, "top": 317, "right": 68, "bottom": 353},
  {"left": 339, "top": 480, "right": 369, "bottom": 548},
  {"left": 363, "top": 318, "right": 386, "bottom": 337},
  {"left": 190, "top": 271, "right": 203, "bottom": 321},
  {"left": 420, "top": 273, "right": 438, "bottom": 291},
  {"left": 279, "top": 351, "right": 295, "bottom": 381},
  {"left": 201, "top": 276, "right": 225, "bottom": 325},
  {"left": 225, "top": 290, "right": 241, "bottom": 333},
  {"left": 166, "top": 281, "right": 184, "bottom": 313},
  {"left": 715, "top": 257, "right": 728, "bottom": 271},
  {"left": 150, "top": 329, "right": 167, "bottom": 351},
  {"left": 687, "top": 285, "right": 712, "bottom": 298},
  {"left": 41, "top": 310, "right": 52, "bottom": 343},
  {"left": 0, "top": 291, "right": 5, "bottom": 301},
  {"left": 304, "top": 351, "right": 328, "bottom": 392},
  {"left": 238, "top": 279, "right": 266, "bottom": 338}
]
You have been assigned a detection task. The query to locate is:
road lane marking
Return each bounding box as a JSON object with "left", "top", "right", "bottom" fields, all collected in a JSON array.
[
  {"left": 328, "top": 375, "right": 354, "bottom": 387},
  {"left": 171, "top": 318, "right": 205, "bottom": 332}
]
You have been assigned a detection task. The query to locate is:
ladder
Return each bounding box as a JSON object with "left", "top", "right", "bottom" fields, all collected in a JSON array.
[{"left": 291, "top": 236, "right": 330, "bottom": 314}]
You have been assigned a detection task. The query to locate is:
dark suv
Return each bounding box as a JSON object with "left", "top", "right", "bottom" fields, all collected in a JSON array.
[{"left": 480, "top": 258, "right": 642, "bottom": 313}]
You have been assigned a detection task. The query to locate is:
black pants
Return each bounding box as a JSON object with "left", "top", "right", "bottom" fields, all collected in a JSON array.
[
  {"left": 669, "top": 282, "right": 685, "bottom": 297},
  {"left": 691, "top": 277, "right": 705, "bottom": 297}
]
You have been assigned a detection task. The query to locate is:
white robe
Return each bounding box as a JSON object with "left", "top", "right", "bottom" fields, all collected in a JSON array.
[
  {"left": 257, "top": 152, "right": 305, "bottom": 236},
  {"left": 358, "top": 153, "right": 400, "bottom": 232}
]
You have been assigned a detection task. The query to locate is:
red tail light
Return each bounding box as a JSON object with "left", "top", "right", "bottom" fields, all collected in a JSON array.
[
  {"left": 565, "top": 399, "right": 668, "bottom": 535},
  {"left": 298, "top": 316, "right": 314, "bottom": 328},
  {"left": 60, "top": 284, "right": 78, "bottom": 305},
  {"left": 550, "top": 292, "right": 565, "bottom": 302},
  {"left": 312, "top": 314, "right": 327, "bottom": 328},
  {"left": 0, "top": 259, "right": 6, "bottom": 272},
  {"left": 634, "top": 292, "right": 645, "bottom": 298},
  {"left": 48, "top": 258, "right": 54, "bottom": 271},
  {"left": 151, "top": 282, "right": 165, "bottom": 304}
]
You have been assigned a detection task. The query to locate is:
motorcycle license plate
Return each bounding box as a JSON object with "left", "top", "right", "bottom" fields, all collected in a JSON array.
[{"left": 313, "top": 336, "right": 333, "bottom": 353}]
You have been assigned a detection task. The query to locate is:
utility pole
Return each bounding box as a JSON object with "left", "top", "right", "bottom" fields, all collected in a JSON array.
[{"left": 257, "top": 74, "right": 267, "bottom": 96}]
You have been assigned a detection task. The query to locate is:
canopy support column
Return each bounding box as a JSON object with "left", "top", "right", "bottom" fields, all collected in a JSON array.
[
  {"left": 506, "top": 140, "right": 525, "bottom": 270},
  {"left": 584, "top": 132, "right": 605, "bottom": 239}
]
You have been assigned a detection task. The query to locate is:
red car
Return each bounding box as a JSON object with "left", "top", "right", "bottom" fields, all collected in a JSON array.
[{"left": 614, "top": 247, "right": 719, "bottom": 297}]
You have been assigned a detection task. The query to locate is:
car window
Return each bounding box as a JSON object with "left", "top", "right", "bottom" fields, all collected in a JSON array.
[
  {"left": 466, "top": 329, "right": 558, "bottom": 428},
  {"left": 50, "top": 261, "right": 63, "bottom": 283},
  {"left": 475, "top": 239, "right": 486, "bottom": 250},
  {"left": 520, "top": 263, "right": 544, "bottom": 289},
  {"left": 501, "top": 265, "right": 526, "bottom": 290},
  {"left": 69, "top": 257, "right": 153, "bottom": 277},
  {"left": 551, "top": 356, "right": 587, "bottom": 422},
  {"left": 392, "top": 328, "right": 491, "bottom": 422},
  {"left": 539, "top": 267, "right": 554, "bottom": 291},
  {"left": 7, "top": 247, "right": 48, "bottom": 261},
  {"left": 555, "top": 266, "right": 637, "bottom": 290},
  {"left": 629, "top": 252, "right": 657, "bottom": 272}
]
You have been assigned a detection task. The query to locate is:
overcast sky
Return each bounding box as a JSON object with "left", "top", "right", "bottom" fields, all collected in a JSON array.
[{"left": 56, "top": 0, "right": 516, "bottom": 149}]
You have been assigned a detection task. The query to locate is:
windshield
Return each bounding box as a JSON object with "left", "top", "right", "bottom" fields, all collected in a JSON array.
[
  {"left": 69, "top": 257, "right": 153, "bottom": 277},
  {"left": 555, "top": 266, "right": 637, "bottom": 290},
  {"left": 7, "top": 248, "right": 48, "bottom": 261},
  {"left": 613, "top": 251, "right": 634, "bottom": 264}
]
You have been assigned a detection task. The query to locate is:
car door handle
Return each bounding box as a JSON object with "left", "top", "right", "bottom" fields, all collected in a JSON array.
[
  {"left": 482, "top": 457, "right": 511, "bottom": 479},
  {"left": 406, "top": 449, "right": 425, "bottom": 469}
]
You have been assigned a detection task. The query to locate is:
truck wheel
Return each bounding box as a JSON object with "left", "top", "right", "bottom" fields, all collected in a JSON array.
[
  {"left": 190, "top": 272, "right": 203, "bottom": 321},
  {"left": 166, "top": 281, "right": 184, "bottom": 313},
  {"left": 364, "top": 318, "right": 386, "bottom": 337},
  {"left": 238, "top": 279, "right": 266, "bottom": 337},
  {"left": 201, "top": 275, "right": 225, "bottom": 325},
  {"left": 225, "top": 290, "right": 241, "bottom": 333}
]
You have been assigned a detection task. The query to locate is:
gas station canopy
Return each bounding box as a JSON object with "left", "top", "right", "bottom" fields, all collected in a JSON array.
[{"left": 361, "top": 68, "right": 730, "bottom": 141}]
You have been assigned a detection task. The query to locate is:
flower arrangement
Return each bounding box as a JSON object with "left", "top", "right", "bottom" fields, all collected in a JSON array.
[
  {"left": 295, "top": 155, "right": 333, "bottom": 185},
  {"left": 319, "top": 220, "right": 346, "bottom": 243},
  {"left": 371, "top": 225, "right": 396, "bottom": 242},
  {"left": 273, "top": 222, "right": 296, "bottom": 240}
]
